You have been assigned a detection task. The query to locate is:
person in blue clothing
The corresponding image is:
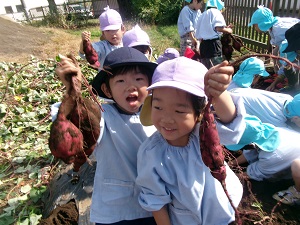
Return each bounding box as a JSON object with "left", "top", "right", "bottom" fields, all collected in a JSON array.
[
  {"left": 177, "top": 0, "right": 203, "bottom": 55},
  {"left": 79, "top": 6, "right": 125, "bottom": 70},
  {"left": 229, "top": 88, "right": 300, "bottom": 130},
  {"left": 248, "top": 5, "right": 300, "bottom": 92},
  {"left": 54, "top": 48, "right": 236, "bottom": 225},
  {"left": 136, "top": 57, "right": 243, "bottom": 225},
  {"left": 226, "top": 115, "right": 300, "bottom": 182},
  {"left": 227, "top": 57, "right": 269, "bottom": 91},
  {"left": 195, "top": 0, "right": 233, "bottom": 69}
]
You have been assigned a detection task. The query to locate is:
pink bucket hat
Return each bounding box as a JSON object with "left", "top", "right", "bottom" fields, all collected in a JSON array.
[
  {"left": 156, "top": 48, "right": 180, "bottom": 64},
  {"left": 99, "top": 6, "right": 122, "bottom": 31},
  {"left": 140, "top": 57, "right": 207, "bottom": 126},
  {"left": 123, "top": 24, "right": 150, "bottom": 47}
]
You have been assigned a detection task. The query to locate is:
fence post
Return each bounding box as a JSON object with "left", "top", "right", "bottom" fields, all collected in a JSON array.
[{"left": 272, "top": 0, "right": 280, "bottom": 15}]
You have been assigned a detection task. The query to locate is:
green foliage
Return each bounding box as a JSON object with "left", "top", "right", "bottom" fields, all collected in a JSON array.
[
  {"left": 131, "top": 0, "right": 183, "bottom": 25},
  {"left": 0, "top": 56, "right": 98, "bottom": 224}
]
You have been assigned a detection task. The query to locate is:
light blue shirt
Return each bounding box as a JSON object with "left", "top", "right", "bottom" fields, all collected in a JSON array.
[
  {"left": 177, "top": 5, "right": 202, "bottom": 37},
  {"left": 229, "top": 88, "right": 293, "bottom": 128},
  {"left": 51, "top": 103, "right": 156, "bottom": 223},
  {"left": 136, "top": 123, "right": 243, "bottom": 225},
  {"left": 79, "top": 40, "right": 122, "bottom": 70},
  {"left": 269, "top": 17, "right": 300, "bottom": 46},
  {"left": 195, "top": 8, "right": 226, "bottom": 40},
  {"left": 219, "top": 94, "right": 300, "bottom": 183},
  {"left": 243, "top": 127, "right": 300, "bottom": 181}
]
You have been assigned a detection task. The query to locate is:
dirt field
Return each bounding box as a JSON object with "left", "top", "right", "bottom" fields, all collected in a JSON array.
[
  {"left": 0, "top": 16, "right": 80, "bottom": 63},
  {"left": 1, "top": 16, "right": 300, "bottom": 225}
]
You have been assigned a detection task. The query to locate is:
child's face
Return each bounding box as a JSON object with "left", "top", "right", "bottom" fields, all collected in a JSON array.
[
  {"left": 103, "top": 26, "right": 125, "bottom": 46},
  {"left": 291, "top": 116, "right": 300, "bottom": 128},
  {"left": 192, "top": 0, "right": 203, "bottom": 10},
  {"left": 151, "top": 87, "right": 198, "bottom": 147},
  {"left": 105, "top": 70, "right": 150, "bottom": 114}
]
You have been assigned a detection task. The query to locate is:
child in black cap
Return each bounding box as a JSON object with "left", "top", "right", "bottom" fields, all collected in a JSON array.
[{"left": 54, "top": 47, "right": 235, "bottom": 224}]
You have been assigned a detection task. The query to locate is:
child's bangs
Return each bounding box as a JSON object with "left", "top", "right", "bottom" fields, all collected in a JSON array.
[{"left": 111, "top": 65, "right": 153, "bottom": 81}]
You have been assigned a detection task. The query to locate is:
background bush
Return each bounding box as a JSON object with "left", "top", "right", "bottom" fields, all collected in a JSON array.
[{"left": 131, "top": 0, "right": 183, "bottom": 25}]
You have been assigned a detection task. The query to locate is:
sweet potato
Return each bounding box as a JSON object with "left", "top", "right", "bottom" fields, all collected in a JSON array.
[
  {"left": 49, "top": 96, "right": 84, "bottom": 165},
  {"left": 83, "top": 39, "right": 100, "bottom": 70},
  {"left": 200, "top": 99, "right": 241, "bottom": 224},
  {"left": 200, "top": 99, "right": 226, "bottom": 182},
  {"left": 49, "top": 54, "right": 101, "bottom": 173},
  {"left": 69, "top": 97, "right": 101, "bottom": 152}
]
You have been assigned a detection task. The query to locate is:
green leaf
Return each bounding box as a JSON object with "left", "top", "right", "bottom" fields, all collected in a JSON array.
[
  {"left": 20, "top": 184, "right": 32, "bottom": 194},
  {"left": 29, "top": 214, "right": 42, "bottom": 225}
]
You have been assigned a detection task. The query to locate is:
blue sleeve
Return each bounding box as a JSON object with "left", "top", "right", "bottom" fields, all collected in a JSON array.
[{"left": 136, "top": 137, "right": 172, "bottom": 211}]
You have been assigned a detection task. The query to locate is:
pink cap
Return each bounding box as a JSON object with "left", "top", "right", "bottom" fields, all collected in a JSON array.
[
  {"left": 148, "top": 57, "right": 207, "bottom": 99},
  {"left": 99, "top": 6, "right": 122, "bottom": 31},
  {"left": 123, "top": 24, "right": 150, "bottom": 47},
  {"left": 156, "top": 48, "right": 180, "bottom": 64}
]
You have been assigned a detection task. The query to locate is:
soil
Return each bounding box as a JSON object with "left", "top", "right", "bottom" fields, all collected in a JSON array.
[
  {"left": 0, "top": 16, "right": 80, "bottom": 63},
  {"left": 1, "top": 16, "right": 299, "bottom": 225}
]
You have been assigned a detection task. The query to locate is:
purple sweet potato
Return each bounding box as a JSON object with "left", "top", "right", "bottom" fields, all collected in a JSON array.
[
  {"left": 200, "top": 100, "right": 241, "bottom": 224},
  {"left": 49, "top": 54, "right": 101, "bottom": 172},
  {"left": 83, "top": 39, "right": 100, "bottom": 70},
  {"left": 69, "top": 97, "right": 101, "bottom": 153},
  {"left": 49, "top": 97, "right": 84, "bottom": 165}
]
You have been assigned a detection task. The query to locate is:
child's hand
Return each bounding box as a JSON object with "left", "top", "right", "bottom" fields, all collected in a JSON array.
[
  {"left": 56, "top": 55, "right": 82, "bottom": 93},
  {"left": 81, "top": 31, "right": 91, "bottom": 41},
  {"left": 204, "top": 61, "right": 233, "bottom": 98}
]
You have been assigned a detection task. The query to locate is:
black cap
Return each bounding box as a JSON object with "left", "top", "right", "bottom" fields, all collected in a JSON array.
[
  {"left": 283, "top": 22, "right": 300, "bottom": 53},
  {"left": 92, "top": 47, "right": 157, "bottom": 98}
]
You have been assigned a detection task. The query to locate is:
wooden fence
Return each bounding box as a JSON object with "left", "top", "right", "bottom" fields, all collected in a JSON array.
[{"left": 223, "top": 0, "right": 300, "bottom": 53}]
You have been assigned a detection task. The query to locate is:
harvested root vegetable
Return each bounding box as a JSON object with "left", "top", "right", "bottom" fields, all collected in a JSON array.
[
  {"left": 69, "top": 97, "right": 101, "bottom": 151},
  {"left": 83, "top": 39, "right": 100, "bottom": 70},
  {"left": 200, "top": 99, "right": 241, "bottom": 225},
  {"left": 49, "top": 54, "right": 101, "bottom": 173},
  {"left": 49, "top": 96, "right": 84, "bottom": 165}
]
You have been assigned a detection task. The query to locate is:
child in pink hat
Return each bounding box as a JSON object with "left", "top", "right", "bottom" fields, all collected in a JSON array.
[
  {"left": 79, "top": 6, "right": 125, "bottom": 70},
  {"left": 136, "top": 58, "right": 243, "bottom": 225},
  {"left": 122, "top": 24, "right": 153, "bottom": 61},
  {"left": 156, "top": 48, "right": 180, "bottom": 64}
]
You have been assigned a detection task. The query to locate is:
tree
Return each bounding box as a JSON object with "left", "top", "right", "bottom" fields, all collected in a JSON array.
[
  {"left": 47, "top": 0, "right": 58, "bottom": 15},
  {"left": 117, "top": 0, "right": 134, "bottom": 20}
]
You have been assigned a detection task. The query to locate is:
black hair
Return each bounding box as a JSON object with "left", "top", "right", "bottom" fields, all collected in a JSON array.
[
  {"left": 132, "top": 45, "right": 151, "bottom": 54},
  {"left": 103, "top": 65, "right": 152, "bottom": 94},
  {"left": 191, "top": 94, "right": 206, "bottom": 118}
]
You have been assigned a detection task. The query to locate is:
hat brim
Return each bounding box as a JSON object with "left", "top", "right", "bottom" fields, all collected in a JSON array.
[
  {"left": 261, "top": 70, "right": 269, "bottom": 77},
  {"left": 128, "top": 41, "right": 150, "bottom": 47},
  {"left": 101, "top": 24, "right": 122, "bottom": 31},
  {"left": 140, "top": 95, "right": 152, "bottom": 126},
  {"left": 226, "top": 143, "right": 245, "bottom": 151},
  {"left": 283, "top": 43, "right": 300, "bottom": 53},
  {"left": 92, "top": 61, "right": 157, "bottom": 98},
  {"left": 147, "top": 81, "right": 206, "bottom": 98}
]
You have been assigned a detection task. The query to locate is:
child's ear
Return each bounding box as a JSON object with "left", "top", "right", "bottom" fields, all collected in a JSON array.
[
  {"left": 101, "top": 83, "right": 113, "bottom": 98},
  {"left": 121, "top": 25, "right": 126, "bottom": 33}
]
